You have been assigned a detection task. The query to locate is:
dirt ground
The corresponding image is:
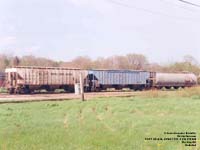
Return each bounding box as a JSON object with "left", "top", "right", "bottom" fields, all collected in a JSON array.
[{"left": 0, "top": 91, "right": 140, "bottom": 104}]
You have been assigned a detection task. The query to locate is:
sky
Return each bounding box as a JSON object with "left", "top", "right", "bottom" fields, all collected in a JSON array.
[{"left": 0, "top": 0, "right": 200, "bottom": 63}]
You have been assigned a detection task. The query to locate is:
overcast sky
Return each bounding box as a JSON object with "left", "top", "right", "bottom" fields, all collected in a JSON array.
[{"left": 0, "top": 0, "right": 200, "bottom": 63}]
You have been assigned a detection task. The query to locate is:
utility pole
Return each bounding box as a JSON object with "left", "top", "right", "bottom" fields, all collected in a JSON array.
[{"left": 79, "top": 73, "right": 85, "bottom": 101}]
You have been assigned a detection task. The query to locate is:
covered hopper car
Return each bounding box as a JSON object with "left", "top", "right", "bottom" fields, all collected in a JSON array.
[
  {"left": 86, "top": 69, "right": 152, "bottom": 91},
  {"left": 5, "top": 66, "right": 88, "bottom": 94}
]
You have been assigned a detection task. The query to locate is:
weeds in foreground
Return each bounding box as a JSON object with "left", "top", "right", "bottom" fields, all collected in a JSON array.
[
  {"left": 63, "top": 114, "right": 68, "bottom": 129},
  {"left": 140, "top": 87, "right": 200, "bottom": 99}
]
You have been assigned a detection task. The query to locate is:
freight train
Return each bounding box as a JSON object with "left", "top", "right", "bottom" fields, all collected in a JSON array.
[{"left": 4, "top": 66, "right": 198, "bottom": 94}]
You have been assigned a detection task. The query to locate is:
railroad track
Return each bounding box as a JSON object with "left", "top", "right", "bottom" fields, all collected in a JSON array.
[{"left": 0, "top": 91, "right": 140, "bottom": 104}]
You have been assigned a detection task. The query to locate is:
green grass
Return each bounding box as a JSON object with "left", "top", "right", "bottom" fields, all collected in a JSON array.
[{"left": 0, "top": 95, "right": 200, "bottom": 150}]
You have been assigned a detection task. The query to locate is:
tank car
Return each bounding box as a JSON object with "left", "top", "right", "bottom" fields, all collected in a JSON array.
[
  {"left": 154, "top": 72, "right": 197, "bottom": 89},
  {"left": 5, "top": 66, "right": 88, "bottom": 94}
]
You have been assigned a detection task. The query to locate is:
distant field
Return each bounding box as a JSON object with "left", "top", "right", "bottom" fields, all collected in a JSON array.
[{"left": 0, "top": 89, "right": 200, "bottom": 150}]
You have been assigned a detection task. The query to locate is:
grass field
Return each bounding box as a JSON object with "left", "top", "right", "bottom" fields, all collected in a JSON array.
[{"left": 1, "top": 89, "right": 200, "bottom": 150}]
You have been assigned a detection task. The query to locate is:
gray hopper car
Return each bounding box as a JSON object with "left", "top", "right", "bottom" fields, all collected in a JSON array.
[
  {"left": 5, "top": 66, "right": 88, "bottom": 94},
  {"left": 154, "top": 73, "right": 197, "bottom": 89},
  {"left": 86, "top": 69, "right": 151, "bottom": 91}
]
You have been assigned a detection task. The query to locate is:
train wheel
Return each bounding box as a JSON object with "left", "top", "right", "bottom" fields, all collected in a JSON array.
[
  {"left": 46, "top": 87, "right": 54, "bottom": 93},
  {"left": 165, "top": 87, "right": 171, "bottom": 90},
  {"left": 9, "top": 88, "right": 14, "bottom": 94},
  {"left": 174, "top": 87, "right": 179, "bottom": 90},
  {"left": 84, "top": 87, "right": 91, "bottom": 92},
  {"left": 91, "top": 87, "right": 96, "bottom": 92},
  {"left": 64, "top": 86, "right": 74, "bottom": 93},
  {"left": 24, "top": 88, "right": 31, "bottom": 94},
  {"left": 14, "top": 88, "right": 21, "bottom": 94},
  {"left": 139, "top": 85, "right": 145, "bottom": 91}
]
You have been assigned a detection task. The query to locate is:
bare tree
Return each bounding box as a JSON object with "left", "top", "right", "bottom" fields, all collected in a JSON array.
[
  {"left": 0, "top": 52, "right": 199, "bottom": 75},
  {"left": 183, "top": 55, "right": 199, "bottom": 65},
  {"left": 12, "top": 56, "right": 20, "bottom": 66},
  {"left": 0, "top": 54, "right": 12, "bottom": 71},
  {"left": 126, "top": 53, "right": 148, "bottom": 70},
  {"left": 19, "top": 55, "right": 59, "bottom": 67},
  {"left": 71, "top": 56, "right": 93, "bottom": 69}
]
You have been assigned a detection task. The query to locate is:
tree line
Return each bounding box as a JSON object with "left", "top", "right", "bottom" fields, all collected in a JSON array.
[{"left": 0, "top": 53, "right": 199, "bottom": 76}]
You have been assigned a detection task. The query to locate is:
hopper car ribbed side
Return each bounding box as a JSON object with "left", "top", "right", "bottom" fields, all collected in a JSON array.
[
  {"left": 86, "top": 69, "right": 151, "bottom": 91},
  {"left": 5, "top": 66, "right": 88, "bottom": 94}
]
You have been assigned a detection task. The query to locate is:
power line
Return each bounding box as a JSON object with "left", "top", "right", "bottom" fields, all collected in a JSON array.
[
  {"left": 107, "top": 0, "right": 169, "bottom": 16},
  {"left": 105, "top": 0, "right": 200, "bottom": 21},
  {"left": 158, "top": 0, "right": 200, "bottom": 12},
  {"left": 177, "top": 0, "right": 200, "bottom": 8}
]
